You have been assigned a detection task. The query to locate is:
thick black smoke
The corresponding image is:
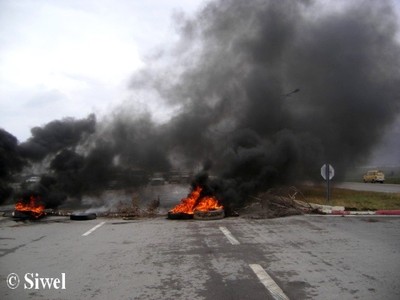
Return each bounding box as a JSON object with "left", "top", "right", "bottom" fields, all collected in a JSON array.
[
  {"left": 0, "top": 129, "right": 25, "bottom": 202},
  {"left": 9, "top": 115, "right": 96, "bottom": 206},
  {"left": 7, "top": 0, "right": 400, "bottom": 211},
  {"left": 103, "top": 112, "right": 171, "bottom": 172},
  {"left": 127, "top": 0, "right": 400, "bottom": 209},
  {"left": 19, "top": 114, "right": 96, "bottom": 161}
]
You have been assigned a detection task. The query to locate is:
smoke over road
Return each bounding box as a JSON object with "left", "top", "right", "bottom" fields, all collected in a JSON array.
[
  {"left": 126, "top": 0, "right": 400, "bottom": 209},
  {"left": 2, "top": 0, "right": 400, "bottom": 210},
  {"left": 19, "top": 114, "right": 96, "bottom": 161}
]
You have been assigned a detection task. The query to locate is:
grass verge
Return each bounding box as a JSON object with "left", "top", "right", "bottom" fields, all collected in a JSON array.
[
  {"left": 298, "top": 185, "right": 400, "bottom": 210},
  {"left": 385, "top": 178, "right": 400, "bottom": 184}
]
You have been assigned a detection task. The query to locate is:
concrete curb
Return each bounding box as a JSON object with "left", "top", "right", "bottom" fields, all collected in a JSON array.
[
  {"left": 305, "top": 203, "right": 400, "bottom": 216},
  {"left": 375, "top": 210, "right": 400, "bottom": 215},
  {"left": 331, "top": 210, "right": 376, "bottom": 215}
]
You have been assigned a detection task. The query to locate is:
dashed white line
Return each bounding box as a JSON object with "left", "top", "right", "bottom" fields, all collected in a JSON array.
[
  {"left": 249, "top": 264, "right": 289, "bottom": 300},
  {"left": 219, "top": 226, "right": 240, "bottom": 245},
  {"left": 82, "top": 222, "right": 106, "bottom": 236}
]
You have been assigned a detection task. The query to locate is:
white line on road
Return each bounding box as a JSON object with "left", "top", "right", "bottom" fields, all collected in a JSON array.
[
  {"left": 219, "top": 226, "right": 240, "bottom": 245},
  {"left": 249, "top": 264, "right": 289, "bottom": 300},
  {"left": 82, "top": 222, "right": 106, "bottom": 236}
]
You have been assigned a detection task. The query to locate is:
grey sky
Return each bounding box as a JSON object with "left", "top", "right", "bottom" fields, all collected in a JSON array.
[{"left": 0, "top": 0, "right": 205, "bottom": 141}]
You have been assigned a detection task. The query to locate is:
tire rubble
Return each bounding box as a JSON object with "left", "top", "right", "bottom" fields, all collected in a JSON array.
[{"left": 3, "top": 187, "right": 320, "bottom": 221}]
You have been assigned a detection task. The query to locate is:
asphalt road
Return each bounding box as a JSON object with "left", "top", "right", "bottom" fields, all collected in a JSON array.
[
  {"left": 335, "top": 182, "right": 400, "bottom": 193},
  {"left": 1, "top": 215, "right": 399, "bottom": 299}
]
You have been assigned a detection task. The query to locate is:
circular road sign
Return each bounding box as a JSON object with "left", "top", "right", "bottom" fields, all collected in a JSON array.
[{"left": 321, "top": 164, "right": 335, "bottom": 180}]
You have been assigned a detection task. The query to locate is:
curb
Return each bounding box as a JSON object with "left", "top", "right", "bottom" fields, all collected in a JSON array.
[
  {"left": 330, "top": 209, "right": 400, "bottom": 215},
  {"left": 375, "top": 210, "right": 400, "bottom": 215},
  {"left": 331, "top": 210, "right": 376, "bottom": 215},
  {"left": 305, "top": 203, "right": 400, "bottom": 216}
]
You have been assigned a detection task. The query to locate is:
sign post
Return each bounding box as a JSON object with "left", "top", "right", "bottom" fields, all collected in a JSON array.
[{"left": 321, "top": 164, "right": 334, "bottom": 204}]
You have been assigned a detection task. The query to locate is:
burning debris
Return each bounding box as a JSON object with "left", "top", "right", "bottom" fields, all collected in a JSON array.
[
  {"left": 14, "top": 195, "right": 45, "bottom": 219},
  {"left": 168, "top": 185, "right": 224, "bottom": 220}
]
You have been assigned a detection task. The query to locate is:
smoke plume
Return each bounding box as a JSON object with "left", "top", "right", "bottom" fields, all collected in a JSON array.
[
  {"left": 126, "top": 0, "right": 400, "bottom": 209},
  {"left": 0, "top": 129, "right": 25, "bottom": 202},
  {"left": 4, "top": 0, "right": 400, "bottom": 210},
  {"left": 19, "top": 114, "right": 96, "bottom": 161}
]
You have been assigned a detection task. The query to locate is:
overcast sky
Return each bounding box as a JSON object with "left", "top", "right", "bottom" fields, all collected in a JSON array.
[{"left": 0, "top": 0, "right": 206, "bottom": 142}]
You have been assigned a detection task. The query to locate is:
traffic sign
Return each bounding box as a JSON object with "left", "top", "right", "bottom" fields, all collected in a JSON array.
[
  {"left": 321, "top": 164, "right": 334, "bottom": 180},
  {"left": 321, "top": 163, "right": 334, "bottom": 204}
]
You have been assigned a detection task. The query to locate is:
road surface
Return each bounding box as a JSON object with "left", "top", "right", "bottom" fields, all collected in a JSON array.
[
  {"left": 1, "top": 214, "right": 399, "bottom": 299},
  {"left": 336, "top": 182, "right": 400, "bottom": 193}
]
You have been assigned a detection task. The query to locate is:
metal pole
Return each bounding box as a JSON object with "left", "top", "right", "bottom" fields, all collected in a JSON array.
[{"left": 326, "top": 163, "right": 330, "bottom": 204}]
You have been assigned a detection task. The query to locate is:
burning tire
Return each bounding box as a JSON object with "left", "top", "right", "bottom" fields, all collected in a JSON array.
[
  {"left": 70, "top": 213, "right": 97, "bottom": 221},
  {"left": 12, "top": 210, "right": 40, "bottom": 220},
  {"left": 193, "top": 209, "right": 225, "bottom": 220},
  {"left": 168, "top": 185, "right": 224, "bottom": 220},
  {"left": 167, "top": 211, "right": 193, "bottom": 220}
]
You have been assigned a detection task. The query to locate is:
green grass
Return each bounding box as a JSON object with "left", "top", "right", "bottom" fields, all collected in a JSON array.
[
  {"left": 298, "top": 185, "right": 400, "bottom": 210},
  {"left": 385, "top": 177, "right": 400, "bottom": 184}
]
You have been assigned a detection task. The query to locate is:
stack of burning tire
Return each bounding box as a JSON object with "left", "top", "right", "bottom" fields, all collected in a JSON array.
[
  {"left": 168, "top": 185, "right": 225, "bottom": 220},
  {"left": 167, "top": 209, "right": 225, "bottom": 220},
  {"left": 193, "top": 209, "right": 225, "bottom": 220},
  {"left": 167, "top": 211, "right": 193, "bottom": 220}
]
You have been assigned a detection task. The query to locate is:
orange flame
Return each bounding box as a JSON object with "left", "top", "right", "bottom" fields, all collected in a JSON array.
[
  {"left": 15, "top": 195, "right": 45, "bottom": 218},
  {"left": 170, "top": 186, "right": 223, "bottom": 214}
]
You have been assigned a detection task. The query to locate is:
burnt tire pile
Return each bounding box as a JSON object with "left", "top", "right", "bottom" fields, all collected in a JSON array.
[
  {"left": 194, "top": 209, "right": 225, "bottom": 220},
  {"left": 167, "top": 212, "right": 193, "bottom": 220},
  {"left": 168, "top": 209, "right": 225, "bottom": 220}
]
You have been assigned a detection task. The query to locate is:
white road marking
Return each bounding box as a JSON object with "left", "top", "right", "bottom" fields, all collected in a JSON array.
[
  {"left": 249, "top": 264, "right": 289, "bottom": 300},
  {"left": 82, "top": 222, "right": 106, "bottom": 236},
  {"left": 219, "top": 226, "right": 240, "bottom": 245}
]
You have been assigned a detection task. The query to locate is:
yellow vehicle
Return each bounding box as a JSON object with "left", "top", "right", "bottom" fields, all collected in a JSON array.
[{"left": 363, "top": 170, "right": 385, "bottom": 183}]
